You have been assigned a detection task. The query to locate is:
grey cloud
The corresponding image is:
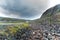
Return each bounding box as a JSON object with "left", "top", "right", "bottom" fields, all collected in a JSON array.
[{"left": 0, "top": 0, "right": 49, "bottom": 20}]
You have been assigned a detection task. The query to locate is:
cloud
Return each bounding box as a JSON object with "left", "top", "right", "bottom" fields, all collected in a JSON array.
[
  {"left": 49, "top": 0, "right": 60, "bottom": 7},
  {"left": 0, "top": 0, "right": 49, "bottom": 20}
]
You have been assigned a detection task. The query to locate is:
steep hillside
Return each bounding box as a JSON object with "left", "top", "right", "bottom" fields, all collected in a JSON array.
[
  {"left": 34, "top": 4, "right": 60, "bottom": 24},
  {"left": 30, "top": 4, "right": 60, "bottom": 34}
]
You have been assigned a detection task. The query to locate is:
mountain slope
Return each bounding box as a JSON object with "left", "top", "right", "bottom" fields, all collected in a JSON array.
[
  {"left": 30, "top": 4, "right": 60, "bottom": 34},
  {"left": 35, "top": 4, "right": 60, "bottom": 24},
  {"left": 0, "top": 17, "right": 26, "bottom": 23}
]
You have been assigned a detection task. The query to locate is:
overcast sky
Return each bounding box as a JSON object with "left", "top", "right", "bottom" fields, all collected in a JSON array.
[{"left": 0, "top": 0, "right": 60, "bottom": 20}]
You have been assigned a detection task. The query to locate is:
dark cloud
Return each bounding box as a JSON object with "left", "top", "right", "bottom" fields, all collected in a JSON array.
[{"left": 0, "top": 0, "right": 49, "bottom": 20}]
